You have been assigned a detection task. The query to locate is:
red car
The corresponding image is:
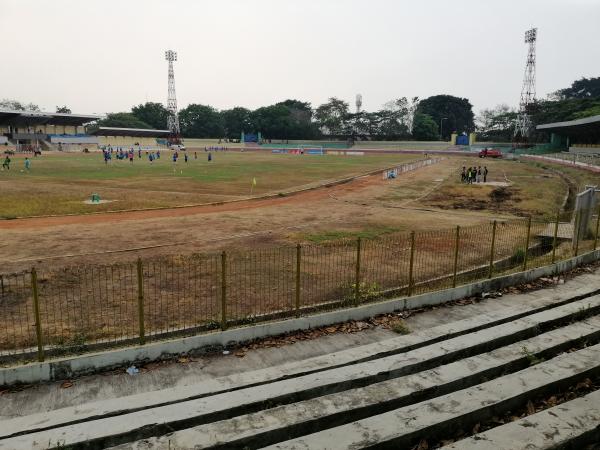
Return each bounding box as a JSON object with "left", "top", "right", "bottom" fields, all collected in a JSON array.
[{"left": 478, "top": 148, "right": 502, "bottom": 158}]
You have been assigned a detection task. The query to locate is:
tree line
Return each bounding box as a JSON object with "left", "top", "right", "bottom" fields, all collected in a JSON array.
[
  {"left": 93, "top": 95, "right": 476, "bottom": 141},
  {"left": 2, "top": 76, "right": 597, "bottom": 142}
]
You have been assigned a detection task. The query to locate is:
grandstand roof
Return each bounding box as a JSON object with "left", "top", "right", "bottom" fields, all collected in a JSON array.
[
  {"left": 0, "top": 109, "right": 99, "bottom": 126},
  {"left": 536, "top": 115, "right": 600, "bottom": 142},
  {"left": 88, "top": 127, "right": 171, "bottom": 137},
  {"left": 536, "top": 115, "right": 600, "bottom": 132}
]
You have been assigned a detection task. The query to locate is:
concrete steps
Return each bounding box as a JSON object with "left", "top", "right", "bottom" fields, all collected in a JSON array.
[
  {"left": 106, "top": 318, "right": 600, "bottom": 450},
  {"left": 440, "top": 389, "right": 600, "bottom": 449},
  {"left": 1, "top": 288, "right": 600, "bottom": 449},
  {"left": 263, "top": 345, "right": 600, "bottom": 450}
]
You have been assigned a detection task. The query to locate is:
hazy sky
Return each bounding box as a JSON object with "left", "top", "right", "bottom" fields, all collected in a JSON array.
[{"left": 2, "top": 0, "right": 599, "bottom": 116}]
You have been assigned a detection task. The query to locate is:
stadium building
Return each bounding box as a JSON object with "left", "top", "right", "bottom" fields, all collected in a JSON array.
[
  {"left": 537, "top": 114, "right": 600, "bottom": 153},
  {"left": 89, "top": 127, "right": 170, "bottom": 149},
  {"left": 0, "top": 109, "right": 169, "bottom": 152}
]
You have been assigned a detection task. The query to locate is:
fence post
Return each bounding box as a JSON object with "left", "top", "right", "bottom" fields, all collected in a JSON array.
[
  {"left": 354, "top": 237, "right": 361, "bottom": 305},
  {"left": 488, "top": 221, "right": 497, "bottom": 279},
  {"left": 221, "top": 251, "right": 227, "bottom": 330},
  {"left": 522, "top": 216, "right": 532, "bottom": 271},
  {"left": 136, "top": 258, "right": 145, "bottom": 345},
  {"left": 574, "top": 210, "right": 582, "bottom": 257},
  {"left": 594, "top": 206, "right": 600, "bottom": 251},
  {"left": 408, "top": 231, "right": 416, "bottom": 296},
  {"left": 295, "top": 244, "right": 301, "bottom": 316},
  {"left": 551, "top": 210, "right": 560, "bottom": 264},
  {"left": 452, "top": 226, "right": 460, "bottom": 288},
  {"left": 31, "top": 268, "right": 44, "bottom": 362}
]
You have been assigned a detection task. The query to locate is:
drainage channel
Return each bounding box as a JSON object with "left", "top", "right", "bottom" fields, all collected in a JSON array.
[{"left": 3, "top": 299, "right": 600, "bottom": 449}]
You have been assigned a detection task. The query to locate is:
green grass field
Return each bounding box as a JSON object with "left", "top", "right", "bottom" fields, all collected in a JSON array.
[{"left": 0, "top": 151, "right": 420, "bottom": 217}]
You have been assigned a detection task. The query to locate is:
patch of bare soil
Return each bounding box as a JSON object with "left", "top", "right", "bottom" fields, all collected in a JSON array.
[{"left": 489, "top": 186, "right": 513, "bottom": 203}]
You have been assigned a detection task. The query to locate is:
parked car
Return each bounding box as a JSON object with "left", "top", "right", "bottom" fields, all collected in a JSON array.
[
  {"left": 169, "top": 144, "right": 186, "bottom": 151},
  {"left": 478, "top": 148, "right": 503, "bottom": 158}
]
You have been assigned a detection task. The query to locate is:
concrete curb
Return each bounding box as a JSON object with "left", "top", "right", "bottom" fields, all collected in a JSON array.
[{"left": 1, "top": 249, "right": 599, "bottom": 386}]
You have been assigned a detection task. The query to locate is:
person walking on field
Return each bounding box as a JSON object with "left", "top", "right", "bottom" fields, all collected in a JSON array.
[
  {"left": 461, "top": 166, "right": 466, "bottom": 183},
  {"left": 477, "top": 166, "right": 482, "bottom": 183},
  {"left": 24, "top": 157, "right": 31, "bottom": 172},
  {"left": 484, "top": 166, "right": 489, "bottom": 183},
  {"left": 2, "top": 155, "right": 10, "bottom": 170}
]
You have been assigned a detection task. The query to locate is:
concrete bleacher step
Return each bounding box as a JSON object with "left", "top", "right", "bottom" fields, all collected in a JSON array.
[
  {"left": 440, "top": 389, "right": 600, "bottom": 449},
  {"left": 1, "top": 294, "right": 599, "bottom": 449},
  {"left": 105, "top": 316, "right": 600, "bottom": 450},
  {"left": 263, "top": 345, "right": 600, "bottom": 450}
]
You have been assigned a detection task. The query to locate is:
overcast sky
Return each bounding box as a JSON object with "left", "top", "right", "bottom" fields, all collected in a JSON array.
[{"left": 2, "top": 0, "right": 599, "bottom": 116}]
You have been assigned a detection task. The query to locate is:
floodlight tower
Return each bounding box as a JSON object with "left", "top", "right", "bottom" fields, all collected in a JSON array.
[
  {"left": 355, "top": 94, "right": 363, "bottom": 114},
  {"left": 514, "top": 28, "right": 537, "bottom": 143},
  {"left": 165, "top": 50, "right": 181, "bottom": 144}
]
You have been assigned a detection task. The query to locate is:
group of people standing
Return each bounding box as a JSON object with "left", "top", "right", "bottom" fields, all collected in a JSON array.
[
  {"left": 101, "top": 148, "right": 216, "bottom": 165},
  {"left": 2, "top": 154, "right": 31, "bottom": 171},
  {"left": 461, "top": 166, "right": 488, "bottom": 184}
]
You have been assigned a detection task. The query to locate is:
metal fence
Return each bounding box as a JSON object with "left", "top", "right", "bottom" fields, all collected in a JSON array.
[
  {"left": 531, "top": 152, "right": 600, "bottom": 168},
  {"left": 1, "top": 207, "right": 599, "bottom": 362}
]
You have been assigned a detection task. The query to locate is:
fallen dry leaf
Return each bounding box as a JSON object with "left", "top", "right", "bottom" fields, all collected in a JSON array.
[{"left": 60, "top": 381, "right": 74, "bottom": 389}]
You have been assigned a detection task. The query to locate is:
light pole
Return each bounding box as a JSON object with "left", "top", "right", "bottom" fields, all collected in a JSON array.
[{"left": 440, "top": 117, "right": 448, "bottom": 141}]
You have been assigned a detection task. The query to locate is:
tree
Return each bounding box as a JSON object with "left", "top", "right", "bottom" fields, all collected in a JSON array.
[
  {"left": 314, "top": 97, "right": 350, "bottom": 135},
  {"left": 554, "top": 77, "right": 600, "bottom": 100},
  {"left": 412, "top": 113, "right": 438, "bottom": 141},
  {"left": 0, "top": 99, "right": 40, "bottom": 111},
  {"left": 248, "top": 100, "right": 320, "bottom": 140},
  {"left": 221, "top": 107, "right": 254, "bottom": 139},
  {"left": 251, "top": 104, "right": 294, "bottom": 139},
  {"left": 95, "top": 112, "right": 152, "bottom": 129},
  {"left": 179, "top": 104, "right": 224, "bottom": 138},
  {"left": 382, "top": 96, "right": 419, "bottom": 134},
  {"left": 275, "top": 99, "right": 320, "bottom": 139},
  {"left": 131, "top": 102, "right": 169, "bottom": 130},
  {"left": 416, "top": 95, "right": 475, "bottom": 139},
  {"left": 476, "top": 104, "right": 517, "bottom": 142},
  {"left": 531, "top": 98, "right": 600, "bottom": 124},
  {"left": 56, "top": 105, "right": 71, "bottom": 113}
]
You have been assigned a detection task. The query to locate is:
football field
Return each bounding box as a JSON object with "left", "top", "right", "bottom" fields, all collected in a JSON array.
[{"left": 0, "top": 151, "right": 420, "bottom": 218}]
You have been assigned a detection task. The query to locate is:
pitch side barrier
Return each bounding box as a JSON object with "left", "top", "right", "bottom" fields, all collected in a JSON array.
[{"left": 383, "top": 158, "right": 443, "bottom": 179}]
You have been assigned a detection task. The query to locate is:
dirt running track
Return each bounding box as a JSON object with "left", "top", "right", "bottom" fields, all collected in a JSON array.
[
  {"left": 1, "top": 159, "right": 494, "bottom": 272},
  {"left": 0, "top": 174, "right": 376, "bottom": 231}
]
